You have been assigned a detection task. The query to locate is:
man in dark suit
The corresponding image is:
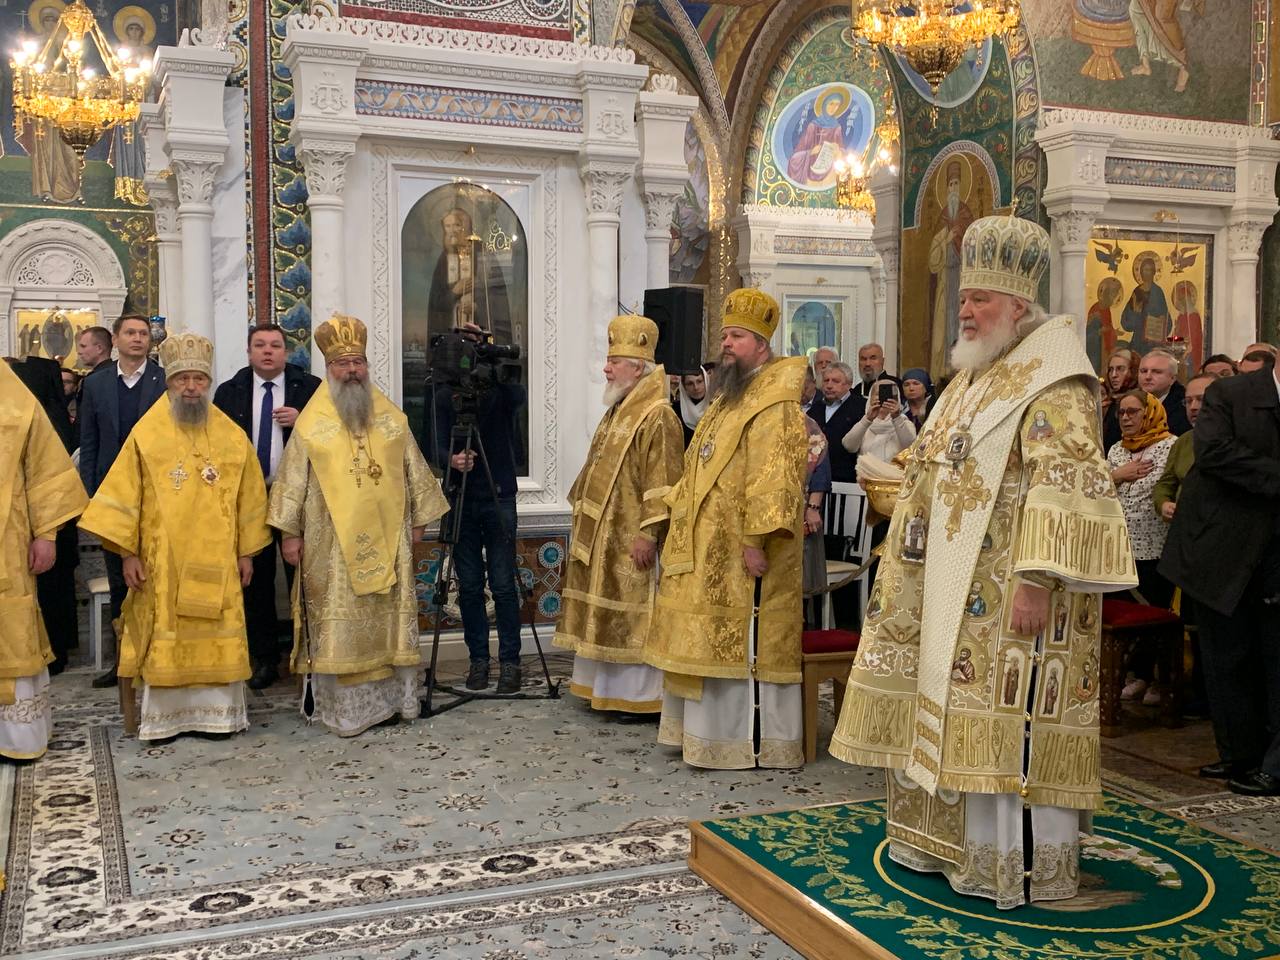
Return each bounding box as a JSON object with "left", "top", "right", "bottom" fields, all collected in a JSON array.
[
  {"left": 1160, "top": 367, "right": 1280, "bottom": 797},
  {"left": 213, "top": 323, "right": 320, "bottom": 689},
  {"left": 807, "top": 361, "right": 862, "bottom": 482},
  {"left": 78, "top": 314, "right": 165, "bottom": 687},
  {"left": 1138, "top": 348, "right": 1191, "bottom": 435},
  {"left": 5, "top": 355, "right": 80, "bottom": 674}
]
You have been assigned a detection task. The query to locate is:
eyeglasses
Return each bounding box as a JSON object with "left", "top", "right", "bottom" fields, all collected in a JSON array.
[{"left": 1117, "top": 409, "right": 1144, "bottom": 419}]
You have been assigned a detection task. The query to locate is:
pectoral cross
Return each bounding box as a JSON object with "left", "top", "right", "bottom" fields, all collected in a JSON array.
[
  {"left": 349, "top": 458, "right": 383, "bottom": 488},
  {"left": 938, "top": 459, "right": 991, "bottom": 542},
  {"left": 169, "top": 464, "right": 189, "bottom": 490}
]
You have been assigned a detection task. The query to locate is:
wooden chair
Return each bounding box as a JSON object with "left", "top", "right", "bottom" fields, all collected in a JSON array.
[
  {"left": 1099, "top": 598, "right": 1184, "bottom": 737},
  {"left": 801, "top": 629, "right": 860, "bottom": 763}
]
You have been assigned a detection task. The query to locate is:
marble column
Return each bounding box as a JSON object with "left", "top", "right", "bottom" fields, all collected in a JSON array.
[
  {"left": 1047, "top": 208, "right": 1100, "bottom": 338},
  {"left": 635, "top": 76, "right": 697, "bottom": 293},
  {"left": 869, "top": 169, "right": 901, "bottom": 371},
  {"left": 640, "top": 190, "right": 680, "bottom": 289},
  {"left": 582, "top": 163, "right": 634, "bottom": 359},
  {"left": 150, "top": 189, "right": 181, "bottom": 321},
  {"left": 172, "top": 155, "right": 222, "bottom": 340},
  {"left": 1227, "top": 219, "right": 1269, "bottom": 350},
  {"left": 298, "top": 139, "right": 357, "bottom": 376}
]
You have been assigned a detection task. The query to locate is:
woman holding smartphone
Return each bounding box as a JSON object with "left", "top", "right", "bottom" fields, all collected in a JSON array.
[{"left": 840, "top": 378, "right": 916, "bottom": 462}]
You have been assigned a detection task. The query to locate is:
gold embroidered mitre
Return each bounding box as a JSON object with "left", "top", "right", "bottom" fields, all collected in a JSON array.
[
  {"left": 315, "top": 313, "right": 368, "bottom": 363},
  {"left": 721, "top": 288, "right": 780, "bottom": 341},
  {"left": 607, "top": 314, "right": 658, "bottom": 363},
  {"left": 960, "top": 215, "right": 1051, "bottom": 302},
  {"left": 159, "top": 332, "right": 213, "bottom": 379}
]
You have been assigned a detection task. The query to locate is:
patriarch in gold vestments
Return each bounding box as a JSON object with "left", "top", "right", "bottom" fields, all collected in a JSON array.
[
  {"left": 79, "top": 334, "right": 271, "bottom": 743},
  {"left": 830, "top": 216, "right": 1138, "bottom": 909},
  {"left": 0, "top": 359, "right": 87, "bottom": 759},
  {"left": 644, "top": 289, "right": 809, "bottom": 769},
  {"left": 553, "top": 315, "right": 684, "bottom": 714},
  {"left": 269, "top": 314, "right": 448, "bottom": 737}
]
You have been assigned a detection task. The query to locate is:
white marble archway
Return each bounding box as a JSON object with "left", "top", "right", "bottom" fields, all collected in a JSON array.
[{"left": 0, "top": 219, "right": 129, "bottom": 357}]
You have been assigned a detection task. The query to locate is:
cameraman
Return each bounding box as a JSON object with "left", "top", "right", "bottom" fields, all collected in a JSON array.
[{"left": 431, "top": 323, "right": 527, "bottom": 694}]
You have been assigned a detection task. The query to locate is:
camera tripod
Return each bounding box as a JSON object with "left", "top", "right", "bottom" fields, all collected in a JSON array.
[{"left": 420, "top": 410, "right": 560, "bottom": 718}]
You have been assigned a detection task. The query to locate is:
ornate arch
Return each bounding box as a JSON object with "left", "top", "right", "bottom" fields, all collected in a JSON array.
[{"left": 0, "top": 219, "right": 129, "bottom": 357}]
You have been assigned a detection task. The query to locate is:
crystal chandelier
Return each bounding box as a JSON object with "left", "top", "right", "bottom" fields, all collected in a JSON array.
[
  {"left": 853, "top": 1, "right": 1020, "bottom": 94},
  {"left": 833, "top": 154, "right": 875, "bottom": 222},
  {"left": 9, "top": 1, "right": 152, "bottom": 166}
]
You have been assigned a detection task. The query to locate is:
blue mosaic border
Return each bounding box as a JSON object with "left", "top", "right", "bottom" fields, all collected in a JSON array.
[
  {"left": 355, "top": 81, "right": 584, "bottom": 132},
  {"left": 1105, "top": 157, "right": 1236, "bottom": 193}
]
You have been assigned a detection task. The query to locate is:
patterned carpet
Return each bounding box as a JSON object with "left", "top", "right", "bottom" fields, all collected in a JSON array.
[{"left": 2, "top": 656, "right": 1275, "bottom": 960}]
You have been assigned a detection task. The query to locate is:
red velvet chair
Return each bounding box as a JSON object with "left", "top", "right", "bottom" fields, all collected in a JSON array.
[
  {"left": 1100, "top": 599, "right": 1184, "bottom": 737},
  {"left": 801, "top": 629, "right": 860, "bottom": 762}
]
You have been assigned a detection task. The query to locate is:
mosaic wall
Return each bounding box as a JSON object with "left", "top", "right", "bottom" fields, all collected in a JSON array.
[
  {"left": 413, "top": 535, "right": 567, "bottom": 631},
  {"left": 338, "top": 0, "right": 584, "bottom": 40},
  {"left": 743, "top": 11, "right": 893, "bottom": 208}
]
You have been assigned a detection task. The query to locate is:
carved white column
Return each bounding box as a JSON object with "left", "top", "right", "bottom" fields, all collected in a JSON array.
[
  {"left": 153, "top": 46, "right": 235, "bottom": 342},
  {"left": 636, "top": 75, "right": 697, "bottom": 291},
  {"left": 1227, "top": 219, "right": 1269, "bottom": 349},
  {"left": 582, "top": 162, "right": 634, "bottom": 344},
  {"left": 139, "top": 102, "right": 180, "bottom": 321},
  {"left": 283, "top": 28, "right": 368, "bottom": 375},
  {"left": 1046, "top": 208, "right": 1100, "bottom": 339},
  {"left": 869, "top": 168, "right": 900, "bottom": 371}
]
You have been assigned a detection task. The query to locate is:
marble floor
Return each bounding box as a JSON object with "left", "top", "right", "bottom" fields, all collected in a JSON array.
[{"left": 3, "top": 642, "right": 1277, "bottom": 960}]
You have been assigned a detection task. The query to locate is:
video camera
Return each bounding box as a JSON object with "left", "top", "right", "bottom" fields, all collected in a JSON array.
[{"left": 428, "top": 328, "right": 522, "bottom": 414}]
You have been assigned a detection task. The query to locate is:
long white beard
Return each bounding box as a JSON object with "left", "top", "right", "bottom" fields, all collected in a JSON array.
[
  {"left": 950, "top": 321, "right": 1017, "bottom": 373},
  {"left": 330, "top": 376, "right": 373, "bottom": 432},
  {"left": 169, "top": 393, "right": 209, "bottom": 426},
  {"left": 602, "top": 381, "right": 632, "bottom": 407}
]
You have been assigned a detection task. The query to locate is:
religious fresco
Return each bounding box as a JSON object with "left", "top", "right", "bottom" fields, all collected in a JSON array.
[
  {"left": 744, "top": 12, "right": 893, "bottom": 208},
  {"left": 895, "top": 38, "right": 993, "bottom": 109},
  {"left": 414, "top": 535, "right": 567, "bottom": 630},
  {"left": 670, "top": 118, "right": 710, "bottom": 285},
  {"left": 336, "top": 0, "right": 585, "bottom": 41},
  {"left": 783, "top": 296, "right": 841, "bottom": 359},
  {"left": 13, "top": 307, "right": 98, "bottom": 365},
  {"left": 900, "top": 143, "right": 1004, "bottom": 376},
  {"left": 1083, "top": 228, "right": 1213, "bottom": 374},
  {"left": 1021, "top": 0, "right": 1252, "bottom": 123}
]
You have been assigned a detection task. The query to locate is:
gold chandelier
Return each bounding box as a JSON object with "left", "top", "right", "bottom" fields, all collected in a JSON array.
[
  {"left": 9, "top": 0, "right": 152, "bottom": 165},
  {"left": 853, "top": 1, "right": 1021, "bottom": 94},
  {"left": 833, "top": 154, "right": 875, "bottom": 221}
]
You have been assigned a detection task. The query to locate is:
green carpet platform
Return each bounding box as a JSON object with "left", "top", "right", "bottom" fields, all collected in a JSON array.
[{"left": 689, "top": 797, "right": 1280, "bottom": 960}]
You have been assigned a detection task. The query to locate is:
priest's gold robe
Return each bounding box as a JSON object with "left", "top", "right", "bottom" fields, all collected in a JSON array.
[
  {"left": 553, "top": 367, "right": 684, "bottom": 707},
  {"left": 646, "top": 357, "right": 809, "bottom": 686},
  {"left": 268, "top": 383, "right": 448, "bottom": 686},
  {"left": 830, "top": 317, "right": 1137, "bottom": 907},
  {"left": 0, "top": 360, "right": 87, "bottom": 757},
  {"left": 79, "top": 398, "right": 271, "bottom": 688}
]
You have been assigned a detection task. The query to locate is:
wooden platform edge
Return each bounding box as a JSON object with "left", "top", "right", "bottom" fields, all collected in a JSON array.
[{"left": 688, "top": 820, "right": 899, "bottom": 960}]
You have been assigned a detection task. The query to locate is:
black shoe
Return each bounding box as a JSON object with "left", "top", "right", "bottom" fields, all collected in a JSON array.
[
  {"left": 47, "top": 659, "right": 67, "bottom": 677},
  {"left": 496, "top": 662, "right": 521, "bottom": 694},
  {"left": 91, "top": 670, "right": 117, "bottom": 688},
  {"left": 1199, "top": 760, "right": 1232, "bottom": 779},
  {"left": 247, "top": 665, "right": 279, "bottom": 690},
  {"left": 465, "top": 660, "right": 490, "bottom": 691},
  {"left": 1227, "top": 770, "right": 1280, "bottom": 797},
  {"left": 614, "top": 711, "right": 660, "bottom": 724}
]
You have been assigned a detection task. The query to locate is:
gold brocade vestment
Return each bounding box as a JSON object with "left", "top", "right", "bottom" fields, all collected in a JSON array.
[
  {"left": 78, "top": 399, "right": 271, "bottom": 687},
  {"left": 267, "top": 384, "right": 448, "bottom": 682},
  {"left": 0, "top": 362, "right": 87, "bottom": 694},
  {"left": 553, "top": 368, "right": 684, "bottom": 665},
  {"left": 831, "top": 319, "right": 1137, "bottom": 863},
  {"left": 645, "top": 357, "right": 809, "bottom": 688}
]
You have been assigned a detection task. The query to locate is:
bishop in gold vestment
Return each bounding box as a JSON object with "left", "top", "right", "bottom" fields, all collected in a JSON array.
[
  {"left": 0, "top": 360, "right": 87, "bottom": 759},
  {"left": 645, "top": 290, "right": 809, "bottom": 769},
  {"left": 269, "top": 315, "right": 448, "bottom": 737},
  {"left": 831, "top": 216, "right": 1137, "bottom": 909},
  {"left": 79, "top": 334, "right": 271, "bottom": 743},
  {"left": 554, "top": 316, "right": 684, "bottom": 714}
]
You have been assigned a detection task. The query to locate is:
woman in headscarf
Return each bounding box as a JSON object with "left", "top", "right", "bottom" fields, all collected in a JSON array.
[
  {"left": 1102, "top": 348, "right": 1141, "bottom": 451},
  {"left": 672, "top": 364, "right": 714, "bottom": 449},
  {"left": 900, "top": 367, "right": 935, "bottom": 430},
  {"left": 1107, "top": 388, "right": 1177, "bottom": 706}
]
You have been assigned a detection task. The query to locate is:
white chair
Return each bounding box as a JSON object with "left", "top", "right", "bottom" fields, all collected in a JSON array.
[
  {"left": 821, "top": 482, "right": 877, "bottom": 626},
  {"left": 87, "top": 576, "right": 110, "bottom": 672}
]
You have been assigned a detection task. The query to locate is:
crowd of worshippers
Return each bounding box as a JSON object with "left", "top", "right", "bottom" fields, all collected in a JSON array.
[{"left": 3, "top": 283, "right": 1278, "bottom": 799}]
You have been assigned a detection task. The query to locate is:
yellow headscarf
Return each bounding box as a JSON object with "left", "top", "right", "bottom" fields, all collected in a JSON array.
[{"left": 1121, "top": 391, "right": 1174, "bottom": 452}]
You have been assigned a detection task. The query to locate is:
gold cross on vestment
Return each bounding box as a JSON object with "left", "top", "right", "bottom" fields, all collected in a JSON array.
[
  {"left": 938, "top": 459, "right": 991, "bottom": 542},
  {"left": 169, "top": 464, "right": 188, "bottom": 490}
]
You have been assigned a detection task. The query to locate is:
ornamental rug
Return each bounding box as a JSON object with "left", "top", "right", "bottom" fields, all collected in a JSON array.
[
  {"left": 697, "top": 797, "right": 1280, "bottom": 960},
  {"left": 0, "top": 665, "right": 883, "bottom": 959}
]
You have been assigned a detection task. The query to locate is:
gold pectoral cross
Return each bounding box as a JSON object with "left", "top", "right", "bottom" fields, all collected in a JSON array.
[
  {"left": 169, "top": 464, "right": 189, "bottom": 490},
  {"left": 349, "top": 458, "right": 384, "bottom": 488},
  {"left": 938, "top": 459, "right": 991, "bottom": 542}
]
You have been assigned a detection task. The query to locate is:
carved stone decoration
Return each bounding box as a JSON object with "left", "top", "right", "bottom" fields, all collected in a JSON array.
[
  {"left": 1076, "top": 150, "right": 1102, "bottom": 184},
  {"left": 596, "top": 109, "right": 630, "bottom": 139},
  {"left": 875, "top": 247, "right": 900, "bottom": 277},
  {"left": 172, "top": 158, "right": 220, "bottom": 207},
  {"left": 310, "top": 68, "right": 347, "bottom": 115},
  {"left": 1227, "top": 220, "right": 1269, "bottom": 261},
  {"left": 300, "top": 144, "right": 356, "bottom": 199},
  {"left": 1049, "top": 210, "right": 1098, "bottom": 248},
  {"left": 151, "top": 194, "right": 180, "bottom": 235},
  {"left": 14, "top": 251, "right": 95, "bottom": 288},
  {"left": 648, "top": 73, "right": 680, "bottom": 93},
  {"left": 582, "top": 166, "right": 633, "bottom": 218},
  {"left": 641, "top": 190, "right": 679, "bottom": 232},
  {"left": 740, "top": 270, "right": 773, "bottom": 289}
]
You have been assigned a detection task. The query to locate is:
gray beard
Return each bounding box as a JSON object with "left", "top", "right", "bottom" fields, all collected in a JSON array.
[
  {"left": 169, "top": 394, "right": 209, "bottom": 426},
  {"left": 330, "top": 376, "right": 373, "bottom": 432},
  {"left": 712, "top": 358, "right": 755, "bottom": 406},
  {"left": 602, "top": 381, "right": 634, "bottom": 408},
  {"left": 950, "top": 324, "right": 1017, "bottom": 373}
]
